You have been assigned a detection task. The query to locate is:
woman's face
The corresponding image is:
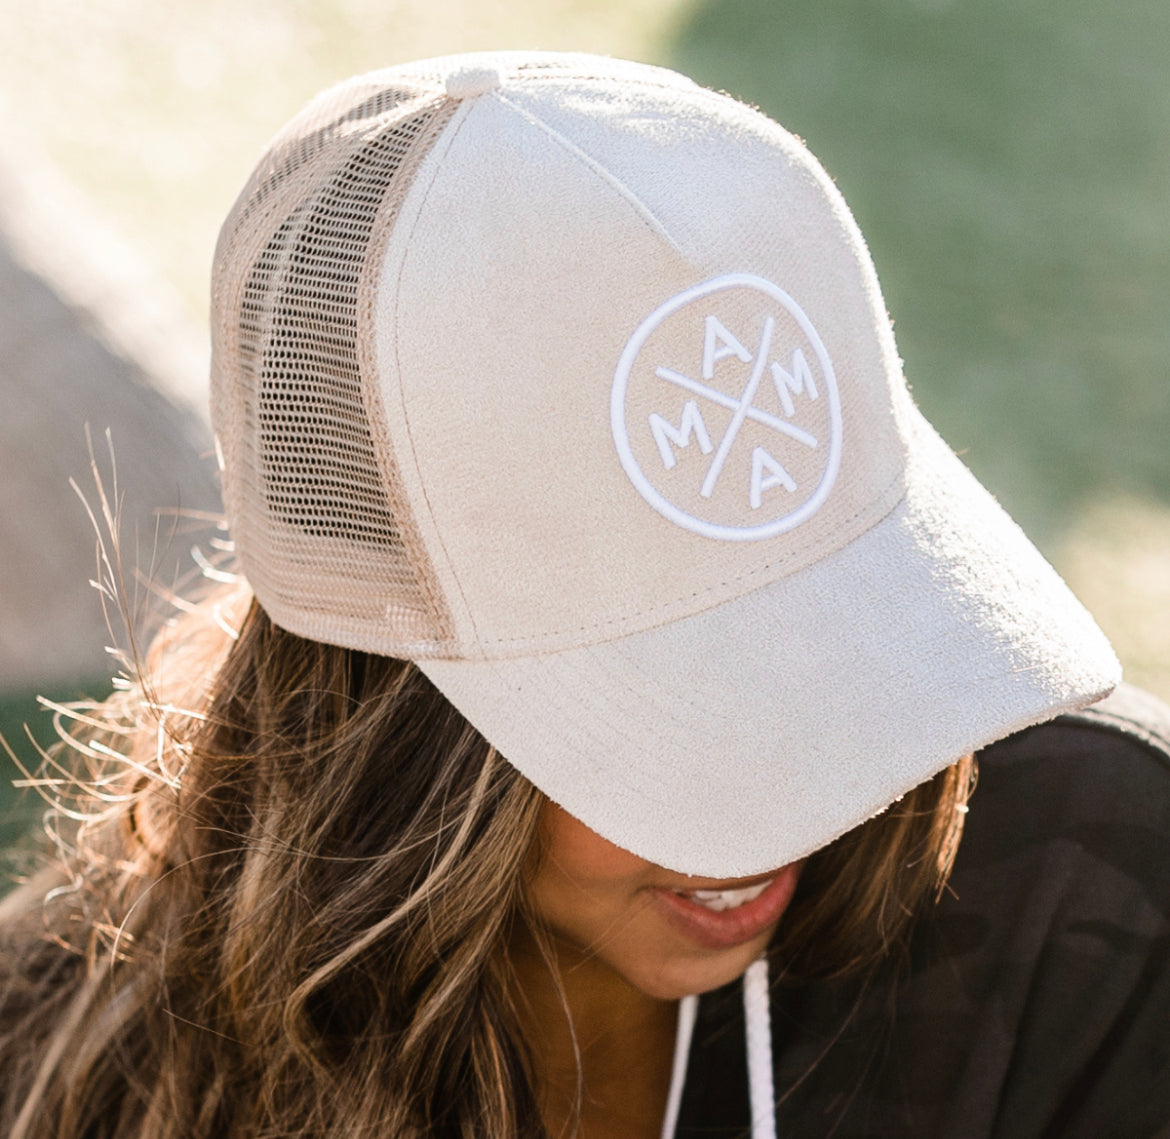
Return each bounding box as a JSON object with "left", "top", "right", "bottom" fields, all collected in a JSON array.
[{"left": 525, "top": 803, "right": 802, "bottom": 1001}]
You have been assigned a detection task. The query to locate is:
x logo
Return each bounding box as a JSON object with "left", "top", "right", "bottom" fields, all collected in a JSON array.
[
  {"left": 611, "top": 274, "right": 841, "bottom": 542},
  {"left": 654, "top": 315, "right": 819, "bottom": 501}
]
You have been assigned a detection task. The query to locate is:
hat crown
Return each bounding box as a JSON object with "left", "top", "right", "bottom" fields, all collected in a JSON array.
[
  {"left": 211, "top": 52, "right": 909, "bottom": 660},
  {"left": 209, "top": 53, "right": 1118, "bottom": 876}
]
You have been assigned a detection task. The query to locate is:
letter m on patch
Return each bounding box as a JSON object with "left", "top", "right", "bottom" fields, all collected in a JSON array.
[
  {"left": 649, "top": 400, "right": 714, "bottom": 470},
  {"left": 770, "top": 348, "right": 819, "bottom": 418}
]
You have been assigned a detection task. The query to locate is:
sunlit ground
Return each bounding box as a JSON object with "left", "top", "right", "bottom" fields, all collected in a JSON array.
[
  {"left": 0, "top": 0, "right": 696, "bottom": 320},
  {"left": 1, "top": 0, "right": 1168, "bottom": 720}
]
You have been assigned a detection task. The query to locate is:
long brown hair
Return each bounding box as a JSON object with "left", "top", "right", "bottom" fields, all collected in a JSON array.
[{"left": 0, "top": 584, "right": 972, "bottom": 1137}]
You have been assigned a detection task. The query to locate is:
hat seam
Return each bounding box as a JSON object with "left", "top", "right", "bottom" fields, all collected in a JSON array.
[
  {"left": 385, "top": 95, "right": 486, "bottom": 645},
  {"left": 356, "top": 93, "right": 464, "bottom": 646},
  {"left": 492, "top": 90, "right": 688, "bottom": 260},
  {"left": 467, "top": 465, "right": 907, "bottom": 652},
  {"left": 481, "top": 61, "right": 700, "bottom": 95}
]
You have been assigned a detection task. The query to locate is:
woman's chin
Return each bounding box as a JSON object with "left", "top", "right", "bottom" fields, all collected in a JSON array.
[{"left": 619, "top": 937, "right": 774, "bottom": 1002}]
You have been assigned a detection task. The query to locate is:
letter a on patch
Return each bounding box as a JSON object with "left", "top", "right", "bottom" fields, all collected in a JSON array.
[
  {"left": 750, "top": 447, "right": 796, "bottom": 509},
  {"left": 702, "top": 315, "right": 753, "bottom": 379}
]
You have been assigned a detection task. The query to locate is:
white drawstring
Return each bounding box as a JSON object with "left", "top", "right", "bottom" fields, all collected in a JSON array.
[
  {"left": 743, "top": 957, "right": 777, "bottom": 1139},
  {"left": 660, "top": 992, "right": 699, "bottom": 1139},
  {"left": 660, "top": 960, "right": 776, "bottom": 1139}
]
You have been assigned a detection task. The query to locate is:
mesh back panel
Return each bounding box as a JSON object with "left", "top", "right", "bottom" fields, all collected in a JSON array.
[
  {"left": 213, "top": 84, "right": 458, "bottom": 654},
  {"left": 245, "top": 117, "right": 437, "bottom": 547},
  {"left": 228, "top": 86, "right": 423, "bottom": 241},
  {"left": 211, "top": 56, "right": 691, "bottom": 656}
]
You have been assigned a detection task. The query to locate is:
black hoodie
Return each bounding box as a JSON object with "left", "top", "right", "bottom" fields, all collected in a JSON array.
[{"left": 673, "top": 684, "right": 1170, "bottom": 1138}]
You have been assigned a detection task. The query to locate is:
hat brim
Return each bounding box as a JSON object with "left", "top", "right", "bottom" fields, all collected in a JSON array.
[{"left": 419, "top": 409, "right": 1119, "bottom": 877}]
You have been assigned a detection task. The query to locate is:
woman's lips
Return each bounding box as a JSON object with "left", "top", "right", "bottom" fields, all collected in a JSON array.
[{"left": 649, "top": 863, "right": 802, "bottom": 950}]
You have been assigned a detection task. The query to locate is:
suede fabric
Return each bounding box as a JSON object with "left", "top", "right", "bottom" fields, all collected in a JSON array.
[
  {"left": 371, "top": 64, "right": 908, "bottom": 655},
  {"left": 212, "top": 52, "right": 1120, "bottom": 877},
  {"left": 420, "top": 411, "right": 1116, "bottom": 876}
]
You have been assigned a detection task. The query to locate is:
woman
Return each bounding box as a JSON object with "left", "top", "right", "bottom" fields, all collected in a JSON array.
[{"left": 1, "top": 53, "right": 1166, "bottom": 1137}]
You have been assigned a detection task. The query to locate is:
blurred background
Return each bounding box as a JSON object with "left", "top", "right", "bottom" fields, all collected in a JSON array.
[{"left": 1, "top": 0, "right": 1168, "bottom": 847}]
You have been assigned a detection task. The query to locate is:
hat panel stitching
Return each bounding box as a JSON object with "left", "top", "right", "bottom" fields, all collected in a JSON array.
[
  {"left": 492, "top": 90, "right": 689, "bottom": 260},
  {"left": 470, "top": 464, "right": 906, "bottom": 652},
  {"left": 356, "top": 94, "right": 463, "bottom": 646},
  {"left": 385, "top": 96, "right": 487, "bottom": 646}
]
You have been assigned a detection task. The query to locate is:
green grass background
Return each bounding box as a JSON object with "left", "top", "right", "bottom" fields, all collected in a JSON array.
[
  {"left": 0, "top": 692, "right": 62, "bottom": 859},
  {"left": 1, "top": 0, "right": 1168, "bottom": 846}
]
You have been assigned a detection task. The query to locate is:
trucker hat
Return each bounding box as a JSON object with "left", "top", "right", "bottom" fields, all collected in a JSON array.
[{"left": 210, "top": 51, "right": 1120, "bottom": 876}]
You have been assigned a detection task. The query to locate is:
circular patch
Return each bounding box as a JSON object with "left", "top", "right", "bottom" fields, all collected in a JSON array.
[{"left": 611, "top": 274, "right": 842, "bottom": 541}]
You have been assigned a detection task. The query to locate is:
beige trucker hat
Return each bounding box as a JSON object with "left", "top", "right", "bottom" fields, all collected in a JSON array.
[{"left": 210, "top": 51, "right": 1120, "bottom": 876}]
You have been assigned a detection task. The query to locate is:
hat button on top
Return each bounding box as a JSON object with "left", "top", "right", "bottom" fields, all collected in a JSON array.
[{"left": 444, "top": 65, "right": 503, "bottom": 100}]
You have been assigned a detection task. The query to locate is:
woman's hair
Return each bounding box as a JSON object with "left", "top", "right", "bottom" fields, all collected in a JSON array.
[{"left": 0, "top": 584, "right": 973, "bottom": 1138}]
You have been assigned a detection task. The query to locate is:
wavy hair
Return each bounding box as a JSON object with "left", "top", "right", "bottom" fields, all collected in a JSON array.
[{"left": 0, "top": 584, "right": 973, "bottom": 1137}]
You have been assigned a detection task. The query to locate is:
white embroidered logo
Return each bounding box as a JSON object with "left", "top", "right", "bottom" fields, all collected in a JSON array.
[{"left": 611, "top": 274, "right": 842, "bottom": 541}]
